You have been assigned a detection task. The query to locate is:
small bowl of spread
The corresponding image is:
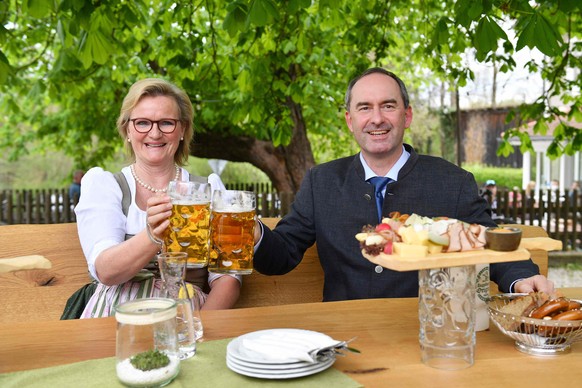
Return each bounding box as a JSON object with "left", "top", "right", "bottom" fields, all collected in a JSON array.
[{"left": 485, "top": 227, "right": 522, "bottom": 251}]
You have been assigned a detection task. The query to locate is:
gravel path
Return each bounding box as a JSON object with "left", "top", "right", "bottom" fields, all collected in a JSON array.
[{"left": 548, "top": 267, "right": 582, "bottom": 288}]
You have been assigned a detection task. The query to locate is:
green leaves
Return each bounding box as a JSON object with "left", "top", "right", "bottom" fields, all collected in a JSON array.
[
  {"left": 236, "top": 67, "right": 252, "bottom": 93},
  {"left": 224, "top": 0, "right": 281, "bottom": 35},
  {"left": 249, "top": 0, "right": 279, "bottom": 26},
  {"left": 288, "top": 0, "right": 312, "bottom": 13},
  {"left": 26, "top": 0, "right": 53, "bottom": 18},
  {"left": 0, "top": 51, "right": 11, "bottom": 85},
  {"left": 432, "top": 17, "right": 451, "bottom": 46},
  {"left": 0, "top": 0, "right": 580, "bottom": 174},
  {"left": 78, "top": 30, "right": 114, "bottom": 67},
  {"left": 474, "top": 16, "right": 508, "bottom": 61},
  {"left": 223, "top": 1, "right": 248, "bottom": 36},
  {"left": 516, "top": 12, "right": 563, "bottom": 57},
  {"left": 454, "top": 0, "right": 483, "bottom": 29},
  {"left": 76, "top": 8, "right": 118, "bottom": 67}
]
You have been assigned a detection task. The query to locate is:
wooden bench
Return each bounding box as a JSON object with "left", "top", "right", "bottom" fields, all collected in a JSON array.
[
  {"left": 0, "top": 219, "right": 549, "bottom": 323},
  {"left": 235, "top": 217, "right": 324, "bottom": 308},
  {"left": 0, "top": 223, "right": 91, "bottom": 324},
  {"left": 0, "top": 218, "right": 324, "bottom": 322}
]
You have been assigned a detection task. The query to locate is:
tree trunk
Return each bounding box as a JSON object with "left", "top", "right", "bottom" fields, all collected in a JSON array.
[
  {"left": 192, "top": 63, "right": 316, "bottom": 193},
  {"left": 492, "top": 60, "right": 497, "bottom": 108},
  {"left": 191, "top": 102, "right": 315, "bottom": 193}
]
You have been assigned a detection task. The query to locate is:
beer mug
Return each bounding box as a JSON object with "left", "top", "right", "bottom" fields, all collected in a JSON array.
[
  {"left": 475, "top": 263, "right": 490, "bottom": 331},
  {"left": 208, "top": 190, "right": 256, "bottom": 275},
  {"left": 164, "top": 180, "right": 211, "bottom": 268},
  {"left": 419, "top": 266, "right": 476, "bottom": 370}
]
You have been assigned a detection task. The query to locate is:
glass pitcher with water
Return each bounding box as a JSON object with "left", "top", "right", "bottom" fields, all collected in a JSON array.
[{"left": 157, "top": 252, "right": 204, "bottom": 360}]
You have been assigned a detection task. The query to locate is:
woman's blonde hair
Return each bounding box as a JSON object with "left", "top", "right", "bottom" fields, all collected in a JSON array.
[{"left": 116, "top": 78, "right": 194, "bottom": 166}]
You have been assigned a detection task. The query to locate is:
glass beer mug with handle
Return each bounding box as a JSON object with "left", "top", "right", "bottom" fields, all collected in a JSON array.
[
  {"left": 157, "top": 252, "right": 204, "bottom": 360},
  {"left": 208, "top": 190, "right": 256, "bottom": 275},
  {"left": 165, "top": 180, "right": 212, "bottom": 269}
]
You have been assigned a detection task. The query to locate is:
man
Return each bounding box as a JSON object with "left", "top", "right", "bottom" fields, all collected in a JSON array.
[
  {"left": 480, "top": 179, "right": 502, "bottom": 222},
  {"left": 253, "top": 67, "right": 553, "bottom": 301}
]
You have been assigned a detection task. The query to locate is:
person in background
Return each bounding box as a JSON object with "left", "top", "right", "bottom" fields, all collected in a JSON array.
[
  {"left": 508, "top": 186, "right": 522, "bottom": 208},
  {"left": 480, "top": 179, "right": 511, "bottom": 223},
  {"left": 252, "top": 67, "right": 554, "bottom": 301},
  {"left": 68, "top": 170, "right": 84, "bottom": 202},
  {"left": 525, "top": 180, "right": 537, "bottom": 208},
  {"left": 549, "top": 179, "right": 561, "bottom": 203},
  {"left": 74, "top": 78, "right": 240, "bottom": 318},
  {"left": 569, "top": 180, "right": 581, "bottom": 207},
  {"left": 480, "top": 179, "right": 497, "bottom": 212}
]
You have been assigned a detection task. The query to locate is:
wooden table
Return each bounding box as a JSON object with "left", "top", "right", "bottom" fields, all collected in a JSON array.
[{"left": 2, "top": 289, "right": 582, "bottom": 387}]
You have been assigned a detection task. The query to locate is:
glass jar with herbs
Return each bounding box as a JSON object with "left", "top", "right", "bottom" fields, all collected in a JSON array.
[{"left": 114, "top": 298, "right": 180, "bottom": 387}]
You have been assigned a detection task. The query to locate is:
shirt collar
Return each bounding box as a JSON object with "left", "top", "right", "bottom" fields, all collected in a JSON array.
[{"left": 360, "top": 145, "right": 410, "bottom": 181}]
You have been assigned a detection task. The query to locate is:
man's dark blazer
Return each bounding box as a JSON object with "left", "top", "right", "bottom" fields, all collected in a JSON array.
[{"left": 254, "top": 144, "right": 539, "bottom": 301}]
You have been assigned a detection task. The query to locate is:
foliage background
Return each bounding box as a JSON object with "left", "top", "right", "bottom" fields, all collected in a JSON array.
[
  {"left": 0, "top": 0, "right": 580, "bottom": 191},
  {"left": 0, "top": 149, "right": 270, "bottom": 190},
  {"left": 0, "top": 147, "right": 521, "bottom": 191}
]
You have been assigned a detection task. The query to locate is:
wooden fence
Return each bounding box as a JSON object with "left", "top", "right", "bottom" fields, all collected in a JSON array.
[
  {"left": 489, "top": 188, "right": 581, "bottom": 252},
  {"left": 0, "top": 183, "right": 296, "bottom": 224},
  {"left": 1, "top": 186, "right": 580, "bottom": 251}
]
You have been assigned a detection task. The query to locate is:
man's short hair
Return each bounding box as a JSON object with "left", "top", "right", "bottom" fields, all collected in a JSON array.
[{"left": 345, "top": 67, "right": 410, "bottom": 111}]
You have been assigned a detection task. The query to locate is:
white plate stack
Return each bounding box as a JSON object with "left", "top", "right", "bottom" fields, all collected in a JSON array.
[{"left": 226, "top": 328, "right": 340, "bottom": 379}]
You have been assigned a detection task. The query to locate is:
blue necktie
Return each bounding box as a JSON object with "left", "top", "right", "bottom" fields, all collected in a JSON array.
[{"left": 369, "top": 177, "right": 392, "bottom": 222}]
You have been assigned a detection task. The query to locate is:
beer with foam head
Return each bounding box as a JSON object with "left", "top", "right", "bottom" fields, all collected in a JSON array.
[
  {"left": 165, "top": 180, "right": 211, "bottom": 268},
  {"left": 164, "top": 201, "right": 210, "bottom": 268},
  {"left": 209, "top": 190, "right": 256, "bottom": 275}
]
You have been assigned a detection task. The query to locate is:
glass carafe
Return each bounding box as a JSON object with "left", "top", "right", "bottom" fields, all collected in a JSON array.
[{"left": 157, "top": 252, "right": 203, "bottom": 360}]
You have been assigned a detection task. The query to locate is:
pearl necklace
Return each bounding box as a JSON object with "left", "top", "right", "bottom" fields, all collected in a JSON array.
[{"left": 130, "top": 164, "right": 181, "bottom": 193}]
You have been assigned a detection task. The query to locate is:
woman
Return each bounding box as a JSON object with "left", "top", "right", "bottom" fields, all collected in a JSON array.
[{"left": 75, "top": 78, "right": 241, "bottom": 318}]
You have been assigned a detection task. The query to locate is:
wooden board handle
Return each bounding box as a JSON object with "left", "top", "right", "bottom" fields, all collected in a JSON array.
[{"left": 520, "top": 237, "right": 562, "bottom": 252}]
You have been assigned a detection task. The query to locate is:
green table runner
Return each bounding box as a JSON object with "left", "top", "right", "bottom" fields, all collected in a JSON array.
[{"left": 0, "top": 338, "right": 361, "bottom": 387}]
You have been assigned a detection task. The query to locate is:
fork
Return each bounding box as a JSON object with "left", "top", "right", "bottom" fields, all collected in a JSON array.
[{"left": 308, "top": 337, "right": 358, "bottom": 362}]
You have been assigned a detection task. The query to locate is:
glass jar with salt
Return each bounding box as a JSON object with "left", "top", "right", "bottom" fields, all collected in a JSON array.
[{"left": 114, "top": 298, "right": 180, "bottom": 387}]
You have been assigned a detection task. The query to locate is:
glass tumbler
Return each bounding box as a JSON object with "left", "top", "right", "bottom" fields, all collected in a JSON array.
[
  {"left": 158, "top": 252, "right": 203, "bottom": 359},
  {"left": 114, "top": 298, "right": 180, "bottom": 387}
]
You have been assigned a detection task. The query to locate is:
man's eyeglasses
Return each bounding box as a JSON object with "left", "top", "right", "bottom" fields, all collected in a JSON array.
[{"left": 129, "top": 118, "right": 179, "bottom": 133}]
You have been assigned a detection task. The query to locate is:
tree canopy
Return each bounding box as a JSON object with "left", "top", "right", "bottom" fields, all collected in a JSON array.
[{"left": 1, "top": 0, "right": 580, "bottom": 191}]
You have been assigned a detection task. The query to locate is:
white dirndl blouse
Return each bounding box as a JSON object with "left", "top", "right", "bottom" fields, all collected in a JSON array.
[{"left": 75, "top": 166, "right": 239, "bottom": 318}]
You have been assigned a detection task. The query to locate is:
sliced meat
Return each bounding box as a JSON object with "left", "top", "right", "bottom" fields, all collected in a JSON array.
[{"left": 446, "top": 223, "right": 463, "bottom": 252}]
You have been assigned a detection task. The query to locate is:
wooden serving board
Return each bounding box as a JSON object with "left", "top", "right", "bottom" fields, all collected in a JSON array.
[
  {"left": 519, "top": 237, "right": 562, "bottom": 251},
  {"left": 363, "top": 237, "right": 562, "bottom": 272}
]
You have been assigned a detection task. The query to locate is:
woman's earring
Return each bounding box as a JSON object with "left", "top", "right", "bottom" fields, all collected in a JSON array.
[
  {"left": 180, "top": 137, "right": 184, "bottom": 141},
  {"left": 127, "top": 138, "right": 131, "bottom": 142}
]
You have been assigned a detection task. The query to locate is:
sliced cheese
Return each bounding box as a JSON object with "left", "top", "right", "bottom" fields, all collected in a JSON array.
[
  {"left": 399, "top": 226, "right": 429, "bottom": 246},
  {"left": 393, "top": 242, "right": 428, "bottom": 258},
  {"left": 427, "top": 242, "right": 444, "bottom": 254}
]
